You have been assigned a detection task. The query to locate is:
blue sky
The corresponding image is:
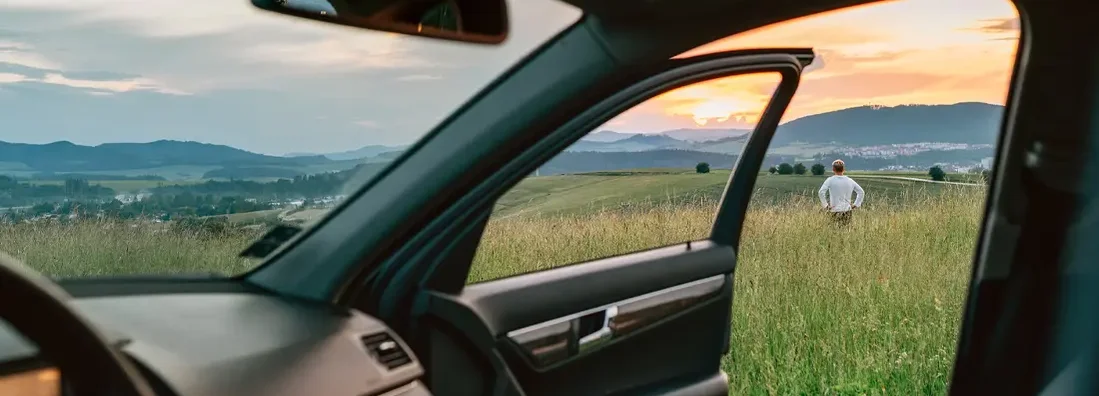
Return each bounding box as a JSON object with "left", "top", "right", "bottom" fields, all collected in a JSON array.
[{"left": 0, "top": 0, "right": 580, "bottom": 155}]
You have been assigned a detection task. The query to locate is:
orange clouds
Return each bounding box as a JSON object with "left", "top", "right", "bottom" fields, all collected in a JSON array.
[
  {"left": 658, "top": 73, "right": 781, "bottom": 126},
  {"left": 603, "top": 72, "right": 781, "bottom": 132},
  {"left": 969, "top": 17, "right": 1020, "bottom": 36},
  {"left": 605, "top": 0, "right": 1021, "bottom": 133}
]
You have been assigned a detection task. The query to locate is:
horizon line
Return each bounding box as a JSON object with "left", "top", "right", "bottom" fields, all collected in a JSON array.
[{"left": 0, "top": 100, "right": 1005, "bottom": 156}]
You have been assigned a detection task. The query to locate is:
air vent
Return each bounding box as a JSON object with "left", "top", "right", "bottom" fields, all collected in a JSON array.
[{"left": 362, "top": 332, "right": 412, "bottom": 370}]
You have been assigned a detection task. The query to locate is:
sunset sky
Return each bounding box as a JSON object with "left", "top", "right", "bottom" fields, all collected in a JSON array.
[
  {"left": 609, "top": 0, "right": 1020, "bottom": 134},
  {"left": 0, "top": 0, "right": 1019, "bottom": 154}
]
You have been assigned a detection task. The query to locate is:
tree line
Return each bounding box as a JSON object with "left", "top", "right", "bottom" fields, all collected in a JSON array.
[
  {"left": 767, "top": 163, "right": 827, "bottom": 176},
  {"left": 763, "top": 162, "right": 992, "bottom": 184},
  {"left": 9, "top": 194, "right": 276, "bottom": 222},
  {"left": 0, "top": 177, "right": 117, "bottom": 207}
]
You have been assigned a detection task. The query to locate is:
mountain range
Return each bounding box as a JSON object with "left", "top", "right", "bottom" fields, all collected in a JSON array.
[
  {"left": 0, "top": 140, "right": 331, "bottom": 172},
  {"left": 285, "top": 144, "right": 410, "bottom": 161},
  {"left": 567, "top": 102, "right": 1002, "bottom": 153},
  {"left": 582, "top": 128, "right": 751, "bottom": 143},
  {"left": 0, "top": 102, "right": 1004, "bottom": 180}
]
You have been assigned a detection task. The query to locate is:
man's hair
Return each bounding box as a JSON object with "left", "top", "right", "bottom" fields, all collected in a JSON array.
[{"left": 832, "top": 159, "right": 845, "bottom": 173}]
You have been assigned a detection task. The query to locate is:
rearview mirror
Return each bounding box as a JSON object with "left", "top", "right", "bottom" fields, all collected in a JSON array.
[{"left": 252, "top": 0, "right": 509, "bottom": 45}]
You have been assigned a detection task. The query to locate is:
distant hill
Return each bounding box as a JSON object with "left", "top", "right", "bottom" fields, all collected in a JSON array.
[
  {"left": 0, "top": 139, "right": 332, "bottom": 175},
  {"left": 771, "top": 102, "right": 1002, "bottom": 146},
  {"left": 307, "top": 144, "right": 411, "bottom": 160},
  {"left": 568, "top": 134, "right": 694, "bottom": 152},
  {"left": 580, "top": 128, "right": 749, "bottom": 144},
  {"left": 583, "top": 131, "right": 638, "bottom": 142},
  {"left": 581, "top": 103, "right": 1002, "bottom": 150},
  {"left": 660, "top": 128, "right": 751, "bottom": 142}
]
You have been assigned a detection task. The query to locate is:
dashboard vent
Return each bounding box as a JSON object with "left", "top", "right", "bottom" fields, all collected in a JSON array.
[{"left": 362, "top": 332, "right": 412, "bottom": 370}]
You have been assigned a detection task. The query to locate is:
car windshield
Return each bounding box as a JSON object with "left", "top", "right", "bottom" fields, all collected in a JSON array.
[{"left": 0, "top": 0, "right": 580, "bottom": 278}]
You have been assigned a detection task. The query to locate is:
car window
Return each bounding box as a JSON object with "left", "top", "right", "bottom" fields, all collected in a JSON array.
[
  {"left": 0, "top": 0, "right": 580, "bottom": 278},
  {"left": 468, "top": 71, "right": 784, "bottom": 283}
]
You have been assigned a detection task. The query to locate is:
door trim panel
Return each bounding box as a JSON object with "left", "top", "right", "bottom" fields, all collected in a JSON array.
[
  {"left": 507, "top": 274, "right": 725, "bottom": 369},
  {"left": 452, "top": 241, "right": 734, "bottom": 336}
]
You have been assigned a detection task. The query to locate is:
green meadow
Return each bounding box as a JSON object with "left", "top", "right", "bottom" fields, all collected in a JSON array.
[{"left": 2, "top": 171, "right": 984, "bottom": 395}]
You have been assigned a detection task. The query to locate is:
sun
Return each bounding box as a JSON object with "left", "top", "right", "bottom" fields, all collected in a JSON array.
[{"left": 688, "top": 98, "right": 753, "bottom": 126}]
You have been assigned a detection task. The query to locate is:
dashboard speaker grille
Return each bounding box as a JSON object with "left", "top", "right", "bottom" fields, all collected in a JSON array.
[{"left": 362, "top": 332, "right": 412, "bottom": 370}]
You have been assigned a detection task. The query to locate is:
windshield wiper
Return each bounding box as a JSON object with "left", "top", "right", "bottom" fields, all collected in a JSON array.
[{"left": 239, "top": 224, "right": 303, "bottom": 259}]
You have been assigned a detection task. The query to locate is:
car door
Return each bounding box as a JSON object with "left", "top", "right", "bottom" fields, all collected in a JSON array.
[
  {"left": 945, "top": 0, "right": 1099, "bottom": 393},
  {"left": 351, "top": 48, "right": 813, "bottom": 396}
]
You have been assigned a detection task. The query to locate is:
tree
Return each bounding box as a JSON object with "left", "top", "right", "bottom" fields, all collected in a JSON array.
[
  {"left": 695, "top": 162, "right": 711, "bottom": 174},
  {"left": 768, "top": 166, "right": 777, "bottom": 175},
  {"left": 777, "top": 163, "right": 794, "bottom": 175},
  {"left": 811, "top": 163, "right": 826, "bottom": 176},
  {"left": 929, "top": 165, "right": 947, "bottom": 181},
  {"left": 793, "top": 163, "right": 807, "bottom": 175}
]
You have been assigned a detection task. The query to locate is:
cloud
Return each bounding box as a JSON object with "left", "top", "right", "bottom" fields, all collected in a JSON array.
[
  {"left": 0, "top": 47, "right": 61, "bottom": 70},
  {"left": 806, "top": 49, "right": 910, "bottom": 76},
  {"left": 679, "top": 24, "right": 894, "bottom": 59},
  {"left": 39, "top": 73, "right": 187, "bottom": 94},
  {"left": 970, "top": 18, "right": 1020, "bottom": 34},
  {"left": 239, "top": 36, "right": 435, "bottom": 71},
  {"left": 0, "top": 0, "right": 584, "bottom": 153},
  {"left": 0, "top": 73, "right": 28, "bottom": 83},
  {"left": 797, "top": 72, "right": 948, "bottom": 100},
  {"left": 964, "top": 17, "right": 1020, "bottom": 41},
  {"left": 396, "top": 74, "right": 443, "bottom": 82},
  {"left": 0, "top": 58, "right": 185, "bottom": 94},
  {"left": 0, "top": 0, "right": 280, "bottom": 39},
  {"left": 668, "top": 0, "right": 1020, "bottom": 127}
]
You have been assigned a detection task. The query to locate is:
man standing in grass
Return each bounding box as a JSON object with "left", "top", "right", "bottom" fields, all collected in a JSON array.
[{"left": 818, "top": 159, "right": 864, "bottom": 226}]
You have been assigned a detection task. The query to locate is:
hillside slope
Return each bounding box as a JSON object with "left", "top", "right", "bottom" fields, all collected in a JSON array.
[
  {"left": 772, "top": 102, "right": 1002, "bottom": 146},
  {"left": 0, "top": 140, "right": 332, "bottom": 174}
]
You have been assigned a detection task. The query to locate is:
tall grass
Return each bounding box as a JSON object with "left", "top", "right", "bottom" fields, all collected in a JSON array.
[
  {"left": 0, "top": 185, "right": 986, "bottom": 395},
  {"left": 0, "top": 221, "right": 262, "bottom": 277},
  {"left": 473, "top": 186, "right": 985, "bottom": 395}
]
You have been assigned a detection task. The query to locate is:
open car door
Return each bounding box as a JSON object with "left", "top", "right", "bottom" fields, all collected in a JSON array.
[{"left": 346, "top": 48, "right": 813, "bottom": 396}]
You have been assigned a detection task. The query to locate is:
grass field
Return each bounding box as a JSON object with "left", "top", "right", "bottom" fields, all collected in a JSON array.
[
  {"left": 846, "top": 170, "right": 987, "bottom": 184},
  {"left": 0, "top": 171, "right": 986, "bottom": 395},
  {"left": 474, "top": 172, "right": 984, "bottom": 394}
]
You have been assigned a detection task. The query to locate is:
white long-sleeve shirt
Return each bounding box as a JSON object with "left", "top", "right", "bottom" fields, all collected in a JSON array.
[{"left": 818, "top": 175, "right": 865, "bottom": 212}]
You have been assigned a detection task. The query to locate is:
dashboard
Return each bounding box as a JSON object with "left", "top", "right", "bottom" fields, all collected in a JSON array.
[
  {"left": 0, "top": 289, "right": 431, "bottom": 396},
  {"left": 0, "top": 365, "right": 59, "bottom": 396}
]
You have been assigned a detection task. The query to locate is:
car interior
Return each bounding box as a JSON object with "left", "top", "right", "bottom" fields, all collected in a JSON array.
[{"left": 1, "top": 0, "right": 1098, "bottom": 395}]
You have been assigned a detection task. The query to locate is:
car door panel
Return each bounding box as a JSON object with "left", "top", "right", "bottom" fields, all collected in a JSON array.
[
  {"left": 445, "top": 242, "right": 732, "bottom": 337},
  {"left": 420, "top": 243, "right": 734, "bottom": 396},
  {"left": 370, "top": 49, "right": 810, "bottom": 396}
]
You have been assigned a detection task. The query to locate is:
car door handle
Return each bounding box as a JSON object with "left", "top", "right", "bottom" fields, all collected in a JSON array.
[{"left": 577, "top": 305, "right": 617, "bottom": 352}]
